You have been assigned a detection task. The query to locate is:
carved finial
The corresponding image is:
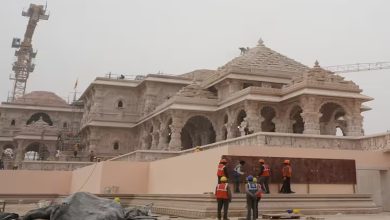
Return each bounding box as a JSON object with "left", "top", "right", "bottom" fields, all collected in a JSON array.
[
  {"left": 314, "top": 60, "right": 320, "bottom": 68},
  {"left": 257, "top": 38, "right": 264, "bottom": 46}
]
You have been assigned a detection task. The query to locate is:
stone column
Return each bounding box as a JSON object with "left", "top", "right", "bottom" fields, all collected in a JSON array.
[
  {"left": 157, "top": 128, "right": 168, "bottom": 150},
  {"left": 168, "top": 116, "right": 184, "bottom": 151},
  {"left": 301, "top": 112, "right": 322, "bottom": 135},
  {"left": 274, "top": 117, "right": 288, "bottom": 133},
  {"left": 14, "top": 140, "right": 25, "bottom": 168},
  {"left": 345, "top": 114, "right": 363, "bottom": 136},
  {"left": 246, "top": 102, "right": 261, "bottom": 133},
  {"left": 151, "top": 131, "right": 159, "bottom": 149}
]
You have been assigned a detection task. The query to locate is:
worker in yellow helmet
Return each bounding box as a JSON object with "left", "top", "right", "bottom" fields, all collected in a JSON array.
[{"left": 215, "top": 176, "right": 232, "bottom": 220}]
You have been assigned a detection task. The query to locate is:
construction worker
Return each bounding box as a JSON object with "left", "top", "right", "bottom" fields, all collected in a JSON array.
[
  {"left": 217, "top": 158, "right": 228, "bottom": 183},
  {"left": 215, "top": 176, "right": 232, "bottom": 220},
  {"left": 245, "top": 175, "right": 260, "bottom": 220},
  {"left": 280, "top": 159, "right": 295, "bottom": 193},
  {"left": 252, "top": 177, "right": 263, "bottom": 219},
  {"left": 233, "top": 160, "right": 245, "bottom": 193},
  {"left": 258, "top": 159, "right": 271, "bottom": 194}
]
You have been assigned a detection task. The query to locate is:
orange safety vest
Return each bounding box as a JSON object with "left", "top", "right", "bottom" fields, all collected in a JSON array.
[
  {"left": 261, "top": 164, "right": 270, "bottom": 177},
  {"left": 217, "top": 164, "right": 225, "bottom": 177},
  {"left": 282, "top": 165, "right": 292, "bottom": 177},
  {"left": 215, "top": 183, "right": 229, "bottom": 199}
]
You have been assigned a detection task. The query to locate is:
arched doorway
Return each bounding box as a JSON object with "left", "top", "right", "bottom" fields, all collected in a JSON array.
[
  {"left": 26, "top": 112, "right": 53, "bottom": 126},
  {"left": 181, "top": 116, "right": 216, "bottom": 150},
  {"left": 2, "top": 144, "right": 15, "bottom": 159},
  {"left": 319, "top": 102, "right": 347, "bottom": 135},
  {"left": 261, "top": 106, "right": 276, "bottom": 132},
  {"left": 290, "top": 106, "right": 304, "bottom": 134},
  {"left": 24, "top": 142, "right": 49, "bottom": 160}
]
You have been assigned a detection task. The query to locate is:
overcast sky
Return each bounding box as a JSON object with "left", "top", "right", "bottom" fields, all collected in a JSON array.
[{"left": 1, "top": 0, "right": 389, "bottom": 134}]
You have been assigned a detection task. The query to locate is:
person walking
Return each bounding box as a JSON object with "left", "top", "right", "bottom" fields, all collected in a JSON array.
[
  {"left": 252, "top": 177, "right": 263, "bottom": 219},
  {"left": 233, "top": 160, "right": 245, "bottom": 193},
  {"left": 217, "top": 158, "right": 228, "bottom": 183},
  {"left": 258, "top": 159, "right": 271, "bottom": 193},
  {"left": 280, "top": 160, "right": 294, "bottom": 193},
  {"left": 245, "top": 175, "right": 259, "bottom": 220},
  {"left": 215, "top": 176, "right": 232, "bottom": 220}
]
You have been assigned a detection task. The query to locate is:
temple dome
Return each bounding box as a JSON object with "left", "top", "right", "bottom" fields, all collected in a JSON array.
[
  {"left": 14, "top": 91, "right": 69, "bottom": 107},
  {"left": 219, "top": 40, "right": 309, "bottom": 74}
]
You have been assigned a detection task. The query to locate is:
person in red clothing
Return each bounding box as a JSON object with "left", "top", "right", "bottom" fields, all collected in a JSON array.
[
  {"left": 280, "top": 159, "right": 295, "bottom": 193},
  {"left": 215, "top": 176, "right": 232, "bottom": 220},
  {"left": 258, "top": 159, "right": 271, "bottom": 193},
  {"left": 217, "top": 158, "right": 229, "bottom": 183}
]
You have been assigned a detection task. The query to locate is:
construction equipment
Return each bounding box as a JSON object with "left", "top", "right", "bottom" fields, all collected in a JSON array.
[
  {"left": 324, "top": 62, "right": 390, "bottom": 73},
  {"left": 9, "top": 4, "right": 49, "bottom": 102}
]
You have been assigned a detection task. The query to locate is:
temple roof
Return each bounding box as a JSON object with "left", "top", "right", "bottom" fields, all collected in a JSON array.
[
  {"left": 179, "top": 69, "right": 216, "bottom": 81},
  {"left": 219, "top": 39, "right": 309, "bottom": 74},
  {"left": 14, "top": 91, "right": 69, "bottom": 107}
]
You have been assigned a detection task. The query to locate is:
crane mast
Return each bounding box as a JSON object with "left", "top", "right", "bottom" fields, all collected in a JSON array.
[
  {"left": 9, "top": 4, "right": 49, "bottom": 102},
  {"left": 324, "top": 62, "right": 390, "bottom": 73}
]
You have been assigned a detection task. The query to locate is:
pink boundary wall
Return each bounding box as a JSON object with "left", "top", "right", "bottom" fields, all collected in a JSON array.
[{"left": 0, "top": 145, "right": 389, "bottom": 198}]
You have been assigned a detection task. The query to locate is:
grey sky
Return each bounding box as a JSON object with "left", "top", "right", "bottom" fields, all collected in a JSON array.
[{"left": 1, "top": 0, "right": 389, "bottom": 134}]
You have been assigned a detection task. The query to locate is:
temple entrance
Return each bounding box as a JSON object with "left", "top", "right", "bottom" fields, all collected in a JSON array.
[
  {"left": 290, "top": 106, "right": 304, "bottom": 134},
  {"left": 319, "top": 102, "right": 347, "bottom": 135},
  {"left": 181, "top": 116, "right": 216, "bottom": 150},
  {"left": 261, "top": 106, "right": 276, "bottom": 132},
  {"left": 24, "top": 142, "right": 49, "bottom": 160}
]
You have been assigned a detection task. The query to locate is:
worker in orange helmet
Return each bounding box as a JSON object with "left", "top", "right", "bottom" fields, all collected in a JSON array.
[
  {"left": 215, "top": 176, "right": 232, "bottom": 220},
  {"left": 217, "top": 158, "right": 229, "bottom": 183},
  {"left": 258, "top": 158, "right": 271, "bottom": 194},
  {"left": 280, "top": 159, "right": 295, "bottom": 193}
]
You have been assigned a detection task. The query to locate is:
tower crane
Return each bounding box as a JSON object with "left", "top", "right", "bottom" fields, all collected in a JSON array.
[
  {"left": 324, "top": 62, "right": 390, "bottom": 73},
  {"left": 9, "top": 4, "right": 49, "bottom": 102}
]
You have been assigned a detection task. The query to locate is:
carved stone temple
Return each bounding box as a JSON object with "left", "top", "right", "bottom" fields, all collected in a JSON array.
[{"left": 0, "top": 40, "right": 374, "bottom": 164}]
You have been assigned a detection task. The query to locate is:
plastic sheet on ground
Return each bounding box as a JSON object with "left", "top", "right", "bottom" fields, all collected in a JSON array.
[{"left": 22, "top": 192, "right": 156, "bottom": 220}]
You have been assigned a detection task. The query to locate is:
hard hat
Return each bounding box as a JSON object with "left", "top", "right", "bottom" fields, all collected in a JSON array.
[
  {"left": 220, "top": 176, "right": 228, "bottom": 182},
  {"left": 247, "top": 175, "right": 253, "bottom": 182},
  {"left": 284, "top": 159, "right": 290, "bottom": 164},
  {"left": 259, "top": 159, "right": 265, "bottom": 163},
  {"left": 253, "top": 177, "right": 257, "bottom": 183},
  {"left": 220, "top": 158, "right": 227, "bottom": 163},
  {"left": 114, "top": 197, "right": 121, "bottom": 204}
]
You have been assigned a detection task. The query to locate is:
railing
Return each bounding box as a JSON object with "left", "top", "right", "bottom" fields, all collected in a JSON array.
[{"left": 110, "top": 132, "right": 390, "bottom": 162}]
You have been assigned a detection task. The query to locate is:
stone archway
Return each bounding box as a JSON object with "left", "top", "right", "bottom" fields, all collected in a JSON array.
[
  {"left": 260, "top": 106, "right": 276, "bottom": 132},
  {"left": 290, "top": 106, "right": 304, "bottom": 134},
  {"left": 24, "top": 142, "right": 49, "bottom": 160},
  {"left": 26, "top": 112, "right": 53, "bottom": 126},
  {"left": 319, "top": 102, "right": 347, "bottom": 135},
  {"left": 181, "top": 116, "right": 216, "bottom": 150},
  {"left": 1, "top": 144, "right": 15, "bottom": 159}
]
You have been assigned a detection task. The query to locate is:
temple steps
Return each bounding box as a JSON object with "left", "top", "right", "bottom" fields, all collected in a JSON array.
[{"left": 0, "top": 193, "right": 380, "bottom": 218}]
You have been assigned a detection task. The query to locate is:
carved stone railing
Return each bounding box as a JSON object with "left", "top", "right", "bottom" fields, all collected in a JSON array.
[
  {"left": 19, "top": 161, "right": 94, "bottom": 171},
  {"left": 109, "top": 150, "right": 180, "bottom": 162},
  {"left": 110, "top": 131, "right": 390, "bottom": 162}
]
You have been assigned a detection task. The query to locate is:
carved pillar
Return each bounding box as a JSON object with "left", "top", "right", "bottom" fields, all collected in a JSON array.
[
  {"left": 168, "top": 116, "right": 184, "bottom": 151},
  {"left": 345, "top": 114, "right": 363, "bottom": 136},
  {"left": 300, "top": 96, "right": 321, "bottom": 135},
  {"left": 157, "top": 128, "right": 168, "bottom": 150},
  {"left": 274, "top": 117, "right": 288, "bottom": 133},
  {"left": 14, "top": 140, "right": 25, "bottom": 166},
  {"left": 245, "top": 102, "right": 261, "bottom": 133},
  {"left": 301, "top": 112, "right": 322, "bottom": 135},
  {"left": 151, "top": 131, "right": 159, "bottom": 149}
]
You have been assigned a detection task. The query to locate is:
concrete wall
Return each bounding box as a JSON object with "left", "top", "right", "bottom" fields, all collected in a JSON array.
[
  {"left": 0, "top": 170, "right": 71, "bottom": 194},
  {"left": 70, "top": 161, "right": 149, "bottom": 194},
  {"left": 148, "top": 145, "right": 229, "bottom": 194}
]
